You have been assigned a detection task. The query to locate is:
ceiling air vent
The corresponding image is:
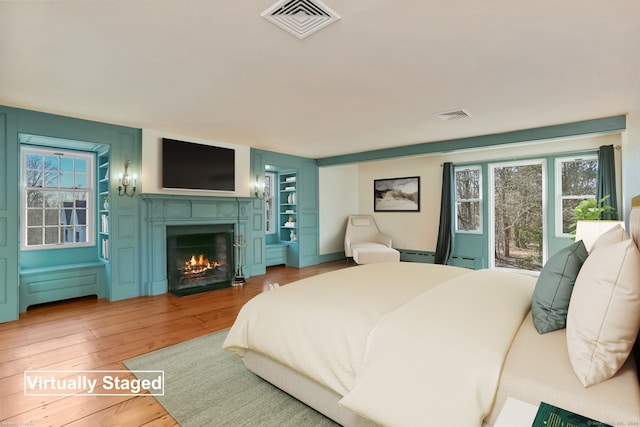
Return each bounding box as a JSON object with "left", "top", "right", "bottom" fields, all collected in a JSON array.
[
  {"left": 435, "top": 109, "right": 472, "bottom": 121},
  {"left": 262, "top": 0, "right": 340, "bottom": 39}
]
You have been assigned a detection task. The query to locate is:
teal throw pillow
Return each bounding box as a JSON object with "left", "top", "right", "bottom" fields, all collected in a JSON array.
[{"left": 532, "top": 240, "right": 588, "bottom": 334}]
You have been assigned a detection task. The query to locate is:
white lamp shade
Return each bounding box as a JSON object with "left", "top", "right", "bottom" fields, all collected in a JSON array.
[{"left": 575, "top": 220, "right": 625, "bottom": 252}]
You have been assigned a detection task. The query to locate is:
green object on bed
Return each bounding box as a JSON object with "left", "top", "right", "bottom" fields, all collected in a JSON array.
[{"left": 531, "top": 240, "right": 588, "bottom": 334}]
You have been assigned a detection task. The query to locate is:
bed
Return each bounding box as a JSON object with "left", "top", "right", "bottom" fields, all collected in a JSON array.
[{"left": 223, "top": 200, "right": 640, "bottom": 427}]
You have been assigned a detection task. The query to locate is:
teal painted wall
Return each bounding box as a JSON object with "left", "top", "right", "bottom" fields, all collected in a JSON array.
[
  {"left": 0, "top": 111, "right": 20, "bottom": 322},
  {"left": 0, "top": 106, "right": 142, "bottom": 322},
  {"left": 249, "top": 150, "right": 267, "bottom": 276},
  {"left": 252, "top": 149, "right": 320, "bottom": 269}
]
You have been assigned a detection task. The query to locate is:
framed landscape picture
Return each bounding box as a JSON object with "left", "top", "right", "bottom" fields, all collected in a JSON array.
[{"left": 374, "top": 176, "right": 420, "bottom": 212}]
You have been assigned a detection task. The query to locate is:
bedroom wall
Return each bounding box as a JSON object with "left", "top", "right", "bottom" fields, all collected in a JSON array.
[
  {"left": 318, "top": 164, "right": 359, "bottom": 258},
  {"left": 623, "top": 73, "right": 640, "bottom": 223},
  {"left": 357, "top": 155, "right": 442, "bottom": 251},
  {"left": 318, "top": 132, "right": 623, "bottom": 258},
  {"left": 141, "top": 129, "right": 251, "bottom": 198}
]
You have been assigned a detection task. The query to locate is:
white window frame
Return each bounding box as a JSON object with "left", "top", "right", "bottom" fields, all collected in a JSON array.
[
  {"left": 454, "top": 165, "right": 483, "bottom": 234},
  {"left": 265, "top": 171, "right": 276, "bottom": 235},
  {"left": 21, "top": 146, "right": 95, "bottom": 250},
  {"left": 554, "top": 154, "right": 598, "bottom": 237}
]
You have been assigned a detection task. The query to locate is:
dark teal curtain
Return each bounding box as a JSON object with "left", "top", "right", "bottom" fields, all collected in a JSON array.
[
  {"left": 596, "top": 144, "right": 618, "bottom": 220},
  {"left": 435, "top": 162, "right": 454, "bottom": 264}
]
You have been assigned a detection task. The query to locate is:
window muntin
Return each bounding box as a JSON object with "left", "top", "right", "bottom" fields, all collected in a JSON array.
[
  {"left": 555, "top": 155, "right": 597, "bottom": 236},
  {"left": 455, "top": 166, "right": 482, "bottom": 233},
  {"left": 22, "top": 147, "right": 94, "bottom": 249}
]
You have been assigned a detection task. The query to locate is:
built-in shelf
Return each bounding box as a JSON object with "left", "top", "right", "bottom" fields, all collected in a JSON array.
[
  {"left": 279, "top": 171, "right": 297, "bottom": 243},
  {"left": 98, "top": 152, "right": 110, "bottom": 261}
]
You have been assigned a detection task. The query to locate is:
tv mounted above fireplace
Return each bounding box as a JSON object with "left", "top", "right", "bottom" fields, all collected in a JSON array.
[{"left": 162, "top": 138, "right": 235, "bottom": 192}]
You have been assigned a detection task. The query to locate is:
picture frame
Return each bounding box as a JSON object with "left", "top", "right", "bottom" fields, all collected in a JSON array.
[{"left": 374, "top": 176, "right": 420, "bottom": 212}]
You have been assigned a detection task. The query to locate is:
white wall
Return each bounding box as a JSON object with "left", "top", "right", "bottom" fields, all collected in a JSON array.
[
  {"left": 319, "top": 164, "right": 359, "bottom": 254},
  {"left": 623, "top": 68, "right": 640, "bottom": 221},
  {"left": 357, "top": 155, "right": 443, "bottom": 251},
  {"left": 625, "top": 112, "right": 640, "bottom": 215},
  {"left": 319, "top": 133, "right": 622, "bottom": 255},
  {"left": 141, "top": 129, "right": 251, "bottom": 198}
]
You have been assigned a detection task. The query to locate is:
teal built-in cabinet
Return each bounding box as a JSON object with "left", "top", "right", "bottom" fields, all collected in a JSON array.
[
  {"left": 251, "top": 149, "right": 320, "bottom": 272},
  {"left": 0, "top": 106, "right": 142, "bottom": 323}
]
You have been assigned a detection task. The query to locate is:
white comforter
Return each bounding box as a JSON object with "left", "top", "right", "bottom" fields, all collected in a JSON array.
[{"left": 223, "top": 262, "right": 535, "bottom": 427}]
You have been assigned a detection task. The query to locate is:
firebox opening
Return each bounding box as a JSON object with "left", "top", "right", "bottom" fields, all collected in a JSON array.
[{"left": 166, "top": 224, "right": 234, "bottom": 296}]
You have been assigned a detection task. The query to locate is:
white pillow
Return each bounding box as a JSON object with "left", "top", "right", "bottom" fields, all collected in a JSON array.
[
  {"left": 566, "top": 237, "right": 640, "bottom": 387},
  {"left": 589, "top": 224, "right": 628, "bottom": 253}
]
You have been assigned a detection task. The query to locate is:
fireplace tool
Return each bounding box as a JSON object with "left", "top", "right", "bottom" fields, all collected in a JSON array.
[
  {"left": 232, "top": 234, "right": 246, "bottom": 286},
  {"left": 233, "top": 198, "right": 246, "bottom": 286}
]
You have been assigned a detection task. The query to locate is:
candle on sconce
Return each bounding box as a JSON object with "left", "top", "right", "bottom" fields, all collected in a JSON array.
[{"left": 116, "top": 161, "right": 136, "bottom": 197}]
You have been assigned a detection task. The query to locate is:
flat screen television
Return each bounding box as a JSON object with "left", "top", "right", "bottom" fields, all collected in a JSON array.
[{"left": 162, "top": 138, "right": 235, "bottom": 192}]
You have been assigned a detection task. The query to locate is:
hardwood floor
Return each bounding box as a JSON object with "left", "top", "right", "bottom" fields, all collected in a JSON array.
[{"left": 0, "top": 260, "right": 350, "bottom": 426}]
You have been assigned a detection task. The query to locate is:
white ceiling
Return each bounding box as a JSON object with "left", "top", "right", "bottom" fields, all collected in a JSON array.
[{"left": 1, "top": 1, "right": 639, "bottom": 159}]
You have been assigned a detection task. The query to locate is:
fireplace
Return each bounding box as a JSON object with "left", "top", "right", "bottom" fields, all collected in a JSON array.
[
  {"left": 166, "top": 224, "right": 234, "bottom": 296},
  {"left": 141, "top": 194, "right": 251, "bottom": 297}
]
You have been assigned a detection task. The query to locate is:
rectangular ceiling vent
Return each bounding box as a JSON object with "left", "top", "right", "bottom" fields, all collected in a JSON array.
[
  {"left": 435, "top": 109, "right": 472, "bottom": 121},
  {"left": 262, "top": 0, "right": 340, "bottom": 39}
]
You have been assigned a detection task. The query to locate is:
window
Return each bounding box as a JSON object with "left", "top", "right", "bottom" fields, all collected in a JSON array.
[
  {"left": 555, "top": 155, "right": 598, "bottom": 235},
  {"left": 455, "top": 166, "right": 482, "bottom": 233},
  {"left": 264, "top": 172, "right": 276, "bottom": 234},
  {"left": 489, "top": 160, "right": 546, "bottom": 272},
  {"left": 21, "top": 147, "right": 94, "bottom": 249}
]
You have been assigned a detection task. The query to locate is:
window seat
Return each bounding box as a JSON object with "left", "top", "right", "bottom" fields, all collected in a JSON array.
[
  {"left": 266, "top": 243, "right": 289, "bottom": 267},
  {"left": 19, "top": 262, "right": 106, "bottom": 312}
]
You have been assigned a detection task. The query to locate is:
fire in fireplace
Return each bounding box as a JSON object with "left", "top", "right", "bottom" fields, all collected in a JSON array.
[
  {"left": 166, "top": 224, "right": 234, "bottom": 296},
  {"left": 181, "top": 253, "right": 222, "bottom": 282}
]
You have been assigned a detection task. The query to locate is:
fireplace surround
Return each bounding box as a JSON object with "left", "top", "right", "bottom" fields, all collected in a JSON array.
[{"left": 142, "top": 194, "right": 252, "bottom": 296}]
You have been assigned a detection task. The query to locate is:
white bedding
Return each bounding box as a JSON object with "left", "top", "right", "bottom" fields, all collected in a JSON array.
[
  {"left": 223, "top": 262, "right": 535, "bottom": 426},
  {"left": 340, "top": 269, "right": 535, "bottom": 427},
  {"left": 223, "top": 262, "right": 471, "bottom": 395}
]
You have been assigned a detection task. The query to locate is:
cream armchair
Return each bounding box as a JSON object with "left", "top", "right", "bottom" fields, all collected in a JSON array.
[{"left": 344, "top": 215, "right": 400, "bottom": 264}]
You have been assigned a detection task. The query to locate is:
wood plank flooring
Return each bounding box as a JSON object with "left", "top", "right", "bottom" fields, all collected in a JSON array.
[{"left": 0, "top": 260, "right": 350, "bottom": 426}]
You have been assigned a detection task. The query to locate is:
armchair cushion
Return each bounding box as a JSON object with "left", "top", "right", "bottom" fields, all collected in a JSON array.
[{"left": 352, "top": 243, "right": 400, "bottom": 264}]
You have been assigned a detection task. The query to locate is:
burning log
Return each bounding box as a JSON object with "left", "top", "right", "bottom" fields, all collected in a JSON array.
[{"left": 180, "top": 254, "right": 224, "bottom": 277}]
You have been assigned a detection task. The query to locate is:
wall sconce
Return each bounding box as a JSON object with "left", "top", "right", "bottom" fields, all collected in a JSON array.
[
  {"left": 117, "top": 160, "right": 137, "bottom": 197},
  {"left": 254, "top": 174, "right": 266, "bottom": 199}
]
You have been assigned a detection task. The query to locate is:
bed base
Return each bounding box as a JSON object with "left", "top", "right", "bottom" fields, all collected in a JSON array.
[
  {"left": 243, "top": 350, "right": 376, "bottom": 426},
  {"left": 244, "top": 350, "right": 496, "bottom": 427}
]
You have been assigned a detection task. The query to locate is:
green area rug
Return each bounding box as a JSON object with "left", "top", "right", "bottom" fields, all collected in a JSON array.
[{"left": 124, "top": 329, "right": 338, "bottom": 427}]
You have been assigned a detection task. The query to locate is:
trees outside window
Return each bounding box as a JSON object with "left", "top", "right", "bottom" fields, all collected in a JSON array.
[
  {"left": 22, "top": 147, "right": 94, "bottom": 249},
  {"left": 455, "top": 166, "right": 482, "bottom": 233},
  {"left": 454, "top": 152, "right": 601, "bottom": 273},
  {"left": 555, "top": 156, "right": 598, "bottom": 235},
  {"left": 490, "top": 160, "right": 545, "bottom": 272}
]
